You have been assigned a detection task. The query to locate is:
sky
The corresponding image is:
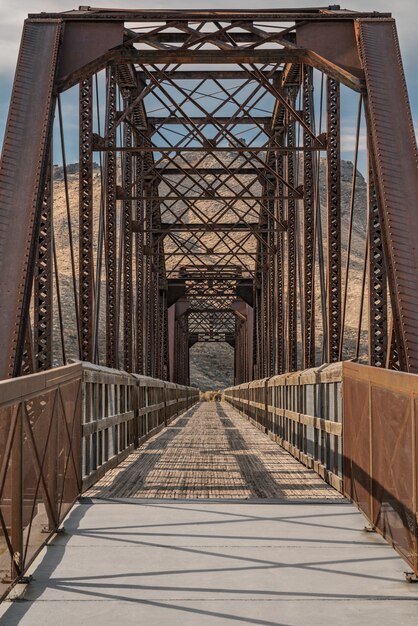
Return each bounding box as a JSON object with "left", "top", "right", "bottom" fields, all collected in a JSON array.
[{"left": 1, "top": 0, "right": 417, "bottom": 169}]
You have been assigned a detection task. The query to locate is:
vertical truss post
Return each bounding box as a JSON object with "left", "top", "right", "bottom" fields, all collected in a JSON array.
[
  {"left": 252, "top": 285, "right": 258, "bottom": 379},
  {"left": 104, "top": 66, "right": 118, "bottom": 368},
  {"left": 234, "top": 317, "right": 243, "bottom": 385},
  {"left": 151, "top": 184, "right": 161, "bottom": 378},
  {"left": 160, "top": 286, "right": 168, "bottom": 379},
  {"left": 267, "top": 176, "right": 275, "bottom": 377},
  {"left": 79, "top": 76, "right": 94, "bottom": 363},
  {"left": 173, "top": 320, "right": 181, "bottom": 383},
  {"left": 254, "top": 281, "right": 262, "bottom": 379},
  {"left": 286, "top": 96, "right": 297, "bottom": 372},
  {"left": 144, "top": 182, "right": 153, "bottom": 376},
  {"left": 174, "top": 315, "right": 189, "bottom": 385},
  {"left": 368, "top": 159, "right": 388, "bottom": 367},
  {"left": 157, "top": 230, "right": 168, "bottom": 381},
  {"left": 302, "top": 65, "right": 315, "bottom": 369},
  {"left": 135, "top": 153, "right": 144, "bottom": 375},
  {"left": 122, "top": 110, "right": 133, "bottom": 372},
  {"left": 34, "top": 150, "right": 53, "bottom": 371},
  {"left": 275, "top": 155, "right": 284, "bottom": 374},
  {"left": 260, "top": 230, "right": 268, "bottom": 378},
  {"left": 326, "top": 77, "right": 341, "bottom": 363},
  {"left": 153, "top": 241, "right": 162, "bottom": 378}
]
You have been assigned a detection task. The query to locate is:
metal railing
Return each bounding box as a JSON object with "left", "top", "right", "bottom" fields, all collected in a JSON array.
[
  {"left": 225, "top": 363, "right": 343, "bottom": 491},
  {"left": 0, "top": 362, "right": 198, "bottom": 598},
  {"left": 225, "top": 361, "right": 418, "bottom": 576},
  {"left": 81, "top": 364, "right": 198, "bottom": 490}
]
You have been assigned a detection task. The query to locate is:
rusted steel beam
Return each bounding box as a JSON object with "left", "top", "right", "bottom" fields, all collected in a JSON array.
[
  {"left": 29, "top": 9, "right": 391, "bottom": 21},
  {"left": 123, "top": 112, "right": 133, "bottom": 373},
  {"left": 140, "top": 71, "right": 277, "bottom": 81},
  {"left": 104, "top": 66, "right": 118, "bottom": 369},
  {"left": 116, "top": 48, "right": 307, "bottom": 65},
  {"left": 275, "top": 156, "right": 285, "bottom": 375},
  {"left": 129, "top": 195, "right": 295, "bottom": 201},
  {"left": 132, "top": 222, "right": 286, "bottom": 233},
  {"left": 135, "top": 152, "right": 145, "bottom": 375},
  {"left": 148, "top": 116, "right": 273, "bottom": 125},
  {"left": 326, "top": 77, "right": 341, "bottom": 364},
  {"left": 302, "top": 65, "right": 315, "bottom": 369},
  {"left": 0, "top": 20, "right": 61, "bottom": 379},
  {"left": 286, "top": 92, "right": 298, "bottom": 373},
  {"left": 147, "top": 167, "right": 262, "bottom": 176},
  {"left": 136, "top": 33, "right": 268, "bottom": 44},
  {"left": 358, "top": 19, "right": 418, "bottom": 372},
  {"left": 305, "top": 50, "right": 365, "bottom": 92},
  {"left": 79, "top": 76, "right": 94, "bottom": 363},
  {"left": 93, "top": 143, "right": 323, "bottom": 153},
  {"left": 34, "top": 152, "right": 53, "bottom": 372},
  {"left": 58, "top": 50, "right": 363, "bottom": 94},
  {"left": 368, "top": 158, "right": 388, "bottom": 368}
]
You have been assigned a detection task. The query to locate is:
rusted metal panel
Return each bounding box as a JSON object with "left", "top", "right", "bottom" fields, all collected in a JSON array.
[
  {"left": 342, "top": 373, "right": 371, "bottom": 519},
  {"left": 343, "top": 361, "right": 418, "bottom": 576},
  {"left": 57, "top": 21, "right": 123, "bottom": 82},
  {"left": 0, "top": 363, "right": 82, "bottom": 599},
  {"left": 296, "top": 20, "right": 363, "bottom": 78},
  {"left": 357, "top": 19, "right": 418, "bottom": 373},
  {"left": 0, "top": 20, "right": 61, "bottom": 379}
]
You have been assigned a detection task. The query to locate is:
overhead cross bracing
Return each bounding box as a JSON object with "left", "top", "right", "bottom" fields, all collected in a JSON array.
[{"left": 1, "top": 5, "right": 418, "bottom": 386}]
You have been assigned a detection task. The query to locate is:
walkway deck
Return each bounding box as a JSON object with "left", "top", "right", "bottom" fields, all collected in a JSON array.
[
  {"left": 1, "top": 499, "right": 418, "bottom": 625},
  {"left": 87, "top": 402, "right": 340, "bottom": 500},
  {"left": 1, "top": 402, "right": 418, "bottom": 625}
]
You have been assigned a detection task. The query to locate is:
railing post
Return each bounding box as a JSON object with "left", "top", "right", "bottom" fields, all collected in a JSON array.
[
  {"left": 45, "top": 390, "right": 59, "bottom": 532},
  {"left": 10, "top": 404, "right": 23, "bottom": 581},
  {"left": 133, "top": 376, "right": 139, "bottom": 447},
  {"left": 264, "top": 379, "right": 269, "bottom": 434},
  {"left": 164, "top": 383, "right": 168, "bottom": 427}
]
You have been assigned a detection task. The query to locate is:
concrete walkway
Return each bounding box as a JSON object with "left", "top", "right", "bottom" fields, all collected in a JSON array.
[{"left": 1, "top": 499, "right": 417, "bottom": 625}]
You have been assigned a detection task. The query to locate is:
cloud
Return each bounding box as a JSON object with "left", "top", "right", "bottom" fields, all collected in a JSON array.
[{"left": 341, "top": 130, "right": 368, "bottom": 154}]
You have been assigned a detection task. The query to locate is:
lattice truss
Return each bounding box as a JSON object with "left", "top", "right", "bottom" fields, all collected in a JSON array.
[{"left": 1, "top": 7, "right": 417, "bottom": 384}]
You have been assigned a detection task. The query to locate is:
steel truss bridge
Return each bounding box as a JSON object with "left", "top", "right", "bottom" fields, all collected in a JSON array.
[{"left": 0, "top": 5, "right": 417, "bottom": 612}]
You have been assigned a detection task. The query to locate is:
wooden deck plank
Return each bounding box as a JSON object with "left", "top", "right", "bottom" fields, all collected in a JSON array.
[{"left": 87, "top": 401, "right": 342, "bottom": 499}]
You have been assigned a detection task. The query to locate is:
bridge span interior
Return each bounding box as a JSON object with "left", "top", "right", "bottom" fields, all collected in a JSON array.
[{"left": 0, "top": 6, "right": 418, "bottom": 624}]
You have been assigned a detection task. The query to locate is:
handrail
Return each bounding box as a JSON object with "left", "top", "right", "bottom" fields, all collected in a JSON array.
[
  {"left": 81, "top": 362, "right": 198, "bottom": 490},
  {"left": 0, "top": 362, "right": 198, "bottom": 600},
  {"left": 224, "top": 361, "right": 418, "bottom": 577},
  {"left": 224, "top": 362, "right": 343, "bottom": 491}
]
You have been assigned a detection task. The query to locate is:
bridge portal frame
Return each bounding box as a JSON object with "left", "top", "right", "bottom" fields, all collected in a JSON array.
[{"left": 0, "top": 7, "right": 417, "bottom": 384}]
